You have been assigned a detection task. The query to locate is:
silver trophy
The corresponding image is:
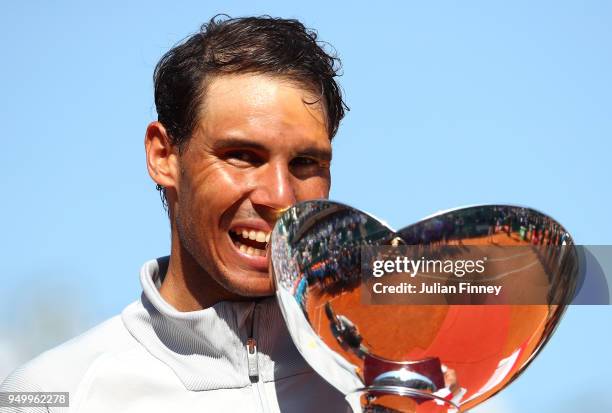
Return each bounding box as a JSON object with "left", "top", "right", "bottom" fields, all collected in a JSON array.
[{"left": 270, "top": 200, "right": 580, "bottom": 412}]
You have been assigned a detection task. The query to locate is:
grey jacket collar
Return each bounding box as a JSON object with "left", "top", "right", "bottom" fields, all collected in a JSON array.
[{"left": 121, "top": 257, "right": 310, "bottom": 391}]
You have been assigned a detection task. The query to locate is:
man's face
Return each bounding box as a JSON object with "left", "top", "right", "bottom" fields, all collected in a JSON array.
[{"left": 175, "top": 73, "right": 331, "bottom": 297}]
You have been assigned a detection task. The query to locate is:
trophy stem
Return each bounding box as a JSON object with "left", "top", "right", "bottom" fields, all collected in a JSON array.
[{"left": 347, "top": 385, "right": 460, "bottom": 413}]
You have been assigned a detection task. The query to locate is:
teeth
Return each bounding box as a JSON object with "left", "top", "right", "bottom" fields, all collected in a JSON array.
[
  {"left": 235, "top": 240, "right": 267, "bottom": 257},
  {"left": 234, "top": 228, "right": 270, "bottom": 243}
]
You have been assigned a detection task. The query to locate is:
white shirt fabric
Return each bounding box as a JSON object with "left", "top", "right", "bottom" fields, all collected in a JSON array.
[{"left": 0, "top": 257, "right": 350, "bottom": 412}]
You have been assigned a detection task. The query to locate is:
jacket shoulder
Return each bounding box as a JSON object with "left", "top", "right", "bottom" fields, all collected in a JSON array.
[{"left": 1, "top": 314, "right": 140, "bottom": 394}]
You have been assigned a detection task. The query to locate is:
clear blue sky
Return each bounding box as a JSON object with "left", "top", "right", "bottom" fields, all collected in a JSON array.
[{"left": 1, "top": 1, "right": 611, "bottom": 411}]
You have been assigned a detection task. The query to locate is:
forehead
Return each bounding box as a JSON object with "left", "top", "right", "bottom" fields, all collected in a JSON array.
[{"left": 194, "top": 73, "right": 331, "bottom": 152}]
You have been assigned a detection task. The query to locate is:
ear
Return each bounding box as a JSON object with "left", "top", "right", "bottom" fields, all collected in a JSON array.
[{"left": 145, "top": 121, "right": 179, "bottom": 190}]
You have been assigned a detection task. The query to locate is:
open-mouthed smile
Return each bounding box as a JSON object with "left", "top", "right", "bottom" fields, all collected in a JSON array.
[{"left": 230, "top": 227, "right": 271, "bottom": 257}]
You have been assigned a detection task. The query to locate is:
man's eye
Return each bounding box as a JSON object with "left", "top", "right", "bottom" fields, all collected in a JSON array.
[
  {"left": 290, "top": 157, "right": 318, "bottom": 167},
  {"left": 290, "top": 157, "right": 329, "bottom": 179},
  {"left": 224, "top": 150, "right": 262, "bottom": 166}
]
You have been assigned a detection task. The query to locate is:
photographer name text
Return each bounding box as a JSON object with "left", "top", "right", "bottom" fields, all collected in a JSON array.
[{"left": 371, "top": 281, "right": 503, "bottom": 296}]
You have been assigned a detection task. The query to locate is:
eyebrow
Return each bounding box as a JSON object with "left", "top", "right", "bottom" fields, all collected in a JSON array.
[
  {"left": 212, "top": 137, "right": 332, "bottom": 162},
  {"left": 212, "top": 138, "right": 267, "bottom": 153}
]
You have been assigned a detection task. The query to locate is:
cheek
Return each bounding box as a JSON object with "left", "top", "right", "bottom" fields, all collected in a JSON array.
[{"left": 190, "top": 166, "right": 253, "bottom": 221}]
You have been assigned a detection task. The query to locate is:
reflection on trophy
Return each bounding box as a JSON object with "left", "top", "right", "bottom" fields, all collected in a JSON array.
[{"left": 270, "top": 201, "right": 581, "bottom": 412}]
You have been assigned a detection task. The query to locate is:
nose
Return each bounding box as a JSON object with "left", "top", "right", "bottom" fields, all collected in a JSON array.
[{"left": 250, "top": 161, "right": 297, "bottom": 212}]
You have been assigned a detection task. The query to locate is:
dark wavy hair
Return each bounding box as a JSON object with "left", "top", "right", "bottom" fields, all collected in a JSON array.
[{"left": 153, "top": 15, "right": 347, "bottom": 150}]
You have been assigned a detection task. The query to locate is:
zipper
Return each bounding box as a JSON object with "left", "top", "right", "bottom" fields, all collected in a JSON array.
[
  {"left": 247, "top": 301, "right": 271, "bottom": 413},
  {"left": 246, "top": 337, "right": 259, "bottom": 380},
  {"left": 247, "top": 302, "right": 260, "bottom": 382}
]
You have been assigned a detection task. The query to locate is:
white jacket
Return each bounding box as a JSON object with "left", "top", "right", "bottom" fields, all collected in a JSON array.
[{"left": 0, "top": 258, "right": 350, "bottom": 412}]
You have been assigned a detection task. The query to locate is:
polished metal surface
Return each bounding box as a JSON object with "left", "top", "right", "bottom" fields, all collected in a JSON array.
[{"left": 270, "top": 200, "right": 579, "bottom": 412}]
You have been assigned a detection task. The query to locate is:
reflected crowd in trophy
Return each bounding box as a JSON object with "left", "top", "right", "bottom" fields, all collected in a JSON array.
[{"left": 274, "top": 203, "right": 390, "bottom": 308}]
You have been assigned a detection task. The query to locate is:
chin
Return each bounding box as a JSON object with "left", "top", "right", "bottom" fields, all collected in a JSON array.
[{"left": 222, "top": 271, "right": 275, "bottom": 298}]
